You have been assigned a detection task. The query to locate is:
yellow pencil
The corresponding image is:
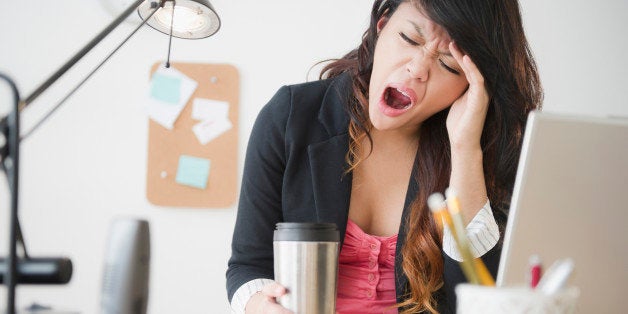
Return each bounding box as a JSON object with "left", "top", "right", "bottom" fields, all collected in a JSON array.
[
  {"left": 474, "top": 257, "right": 496, "bottom": 286},
  {"left": 427, "top": 192, "right": 479, "bottom": 284},
  {"left": 427, "top": 193, "right": 446, "bottom": 231},
  {"left": 444, "top": 188, "right": 495, "bottom": 286}
]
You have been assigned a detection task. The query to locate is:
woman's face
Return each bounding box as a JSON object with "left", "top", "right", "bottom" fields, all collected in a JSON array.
[{"left": 368, "top": 2, "right": 469, "bottom": 133}]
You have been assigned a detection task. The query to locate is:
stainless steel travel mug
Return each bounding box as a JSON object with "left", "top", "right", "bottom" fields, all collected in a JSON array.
[{"left": 273, "top": 222, "right": 340, "bottom": 314}]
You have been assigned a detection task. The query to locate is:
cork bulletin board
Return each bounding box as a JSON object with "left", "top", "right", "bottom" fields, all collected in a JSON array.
[{"left": 146, "top": 62, "right": 239, "bottom": 208}]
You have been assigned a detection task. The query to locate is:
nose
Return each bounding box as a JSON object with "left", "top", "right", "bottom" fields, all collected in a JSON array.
[{"left": 406, "top": 49, "right": 430, "bottom": 82}]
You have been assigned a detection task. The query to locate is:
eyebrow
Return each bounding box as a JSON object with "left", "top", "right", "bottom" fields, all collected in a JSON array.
[{"left": 408, "top": 20, "right": 453, "bottom": 57}]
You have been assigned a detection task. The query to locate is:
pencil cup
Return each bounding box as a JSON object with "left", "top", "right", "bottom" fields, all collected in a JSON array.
[{"left": 455, "top": 284, "right": 580, "bottom": 314}]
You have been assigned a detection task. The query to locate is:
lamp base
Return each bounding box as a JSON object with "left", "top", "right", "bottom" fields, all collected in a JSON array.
[{"left": 0, "top": 257, "right": 72, "bottom": 285}]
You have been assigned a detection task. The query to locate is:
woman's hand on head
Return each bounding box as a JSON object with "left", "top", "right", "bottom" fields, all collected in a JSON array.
[
  {"left": 446, "top": 42, "right": 490, "bottom": 153},
  {"left": 245, "top": 282, "right": 293, "bottom": 314}
]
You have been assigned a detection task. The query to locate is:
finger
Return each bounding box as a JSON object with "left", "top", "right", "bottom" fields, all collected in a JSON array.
[
  {"left": 449, "top": 41, "right": 465, "bottom": 67},
  {"left": 257, "top": 283, "right": 293, "bottom": 314},
  {"left": 449, "top": 42, "right": 483, "bottom": 87},
  {"left": 263, "top": 302, "right": 294, "bottom": 314},
  {"left": 449, "top": 41, "right": 468, "bottom": 77},
  {"left": 261, "top": 282, "right": 287, "bottom": 298},
  {"left": 461, "top": 55, "right": 485, "bottom": 88},
  {"left": 450, "top": 42, "right": 490, "bottom": 104}
]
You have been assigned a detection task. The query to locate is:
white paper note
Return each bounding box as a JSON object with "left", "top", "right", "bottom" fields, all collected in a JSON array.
[
  {"left": 145, "top": 67, "right": 198, "bottom": 130},
  {"left": 192, "top": 98, "right": 230, "bottom": 122},
  {"left": 192, "top": 118, "right": 233, "bottom": 145}
]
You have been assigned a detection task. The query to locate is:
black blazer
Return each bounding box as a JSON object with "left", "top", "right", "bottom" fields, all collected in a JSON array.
[{"left": 226, "top": 73, "right": 502, "bottom": 313}]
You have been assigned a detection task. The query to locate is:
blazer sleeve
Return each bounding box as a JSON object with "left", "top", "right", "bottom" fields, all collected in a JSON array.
[{"left": 226, "top": 86, "right": 291, "bottom": 302}]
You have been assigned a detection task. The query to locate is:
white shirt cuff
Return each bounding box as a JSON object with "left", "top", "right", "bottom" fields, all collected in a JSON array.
[
  {"left": 230, "top": 278, "right": 276, "bottom": 314},
  {"left": 443, "top": 200, "right": 500, "bottom": 262}
]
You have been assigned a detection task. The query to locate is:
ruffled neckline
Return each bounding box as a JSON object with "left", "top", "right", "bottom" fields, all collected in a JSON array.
[{"left": 340, "top": 219, "right": 398, "bottom": 268}]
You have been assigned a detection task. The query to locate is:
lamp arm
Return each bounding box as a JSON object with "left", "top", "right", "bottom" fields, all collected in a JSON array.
[
  {"left": 22, "top": 0, "right": 148, "bottom": 111},
  {"left": 21, "top": 2, "right": 162, "bottom": 141}
]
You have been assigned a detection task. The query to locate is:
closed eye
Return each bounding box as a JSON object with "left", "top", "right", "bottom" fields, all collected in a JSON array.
[
  {"left": 439, "top": 59, "right": 460, "bottom": 75},
  {"left": 399, "top": 32, "right": 419, "bottom": 46},
  {"left": 400, "top": 31, "right": 459, "bottom": 75}
]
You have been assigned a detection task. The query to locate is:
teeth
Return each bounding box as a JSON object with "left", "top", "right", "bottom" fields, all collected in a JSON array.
[{"left": 398, "top": 88, "right": 412, "bottom": 109}]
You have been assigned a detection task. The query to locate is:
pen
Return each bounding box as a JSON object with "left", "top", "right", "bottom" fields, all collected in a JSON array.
[
  {"left": 528, "top": 255, "right": 542, "bottom": 288},
  {"left": 427, "top": 192, "right": 481, "bottom": 285},
  {"left": 536, "top": 258, "right": 574, "bottom": 295}
]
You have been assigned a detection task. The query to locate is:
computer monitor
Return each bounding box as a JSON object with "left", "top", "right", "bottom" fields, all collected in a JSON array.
[{"left": 496, "top": 111, "right": 628, "bottom": 313}]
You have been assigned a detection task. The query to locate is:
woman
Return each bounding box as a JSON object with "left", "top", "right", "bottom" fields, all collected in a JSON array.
[{"left": 227, "top": 0, "right": 542, "bottom": 313}]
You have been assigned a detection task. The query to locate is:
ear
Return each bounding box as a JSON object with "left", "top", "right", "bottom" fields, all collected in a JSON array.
[{"left": 376, "top": 15, "right": 389, "bottom": 33}]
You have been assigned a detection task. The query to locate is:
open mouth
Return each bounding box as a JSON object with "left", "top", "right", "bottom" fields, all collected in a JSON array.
[{"left": 384, "top": 87, "right": 413, "bottom": 110}]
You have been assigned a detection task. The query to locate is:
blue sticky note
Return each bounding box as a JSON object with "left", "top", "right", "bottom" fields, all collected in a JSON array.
[
  {"left": 150, "top": 73, "right": 181, "bottom": 104},
  {"left": 175, "top": 155, "right": 211, "bottom": 189}
]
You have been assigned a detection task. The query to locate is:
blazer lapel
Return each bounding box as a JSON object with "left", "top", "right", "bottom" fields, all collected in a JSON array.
[
  {"left": 308, "top": 135, "right": 352, "bottom": 243},
  {"left": 307, "top": 72, "right": 353, "bottom": 242}
]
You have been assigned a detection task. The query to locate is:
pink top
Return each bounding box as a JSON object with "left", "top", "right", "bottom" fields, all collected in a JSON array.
[{"left": 336, "top": 219, "right": 399, "bottom": 314}]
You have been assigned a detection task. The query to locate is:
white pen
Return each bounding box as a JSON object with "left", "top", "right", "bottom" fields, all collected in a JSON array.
[{"left": 536, "top": 258, "right": 575, "bottom": 295}]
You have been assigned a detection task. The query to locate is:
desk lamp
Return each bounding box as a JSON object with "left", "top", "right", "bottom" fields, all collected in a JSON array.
[{"left": 0, "top": 1, "right": 220, "bottom": 313}]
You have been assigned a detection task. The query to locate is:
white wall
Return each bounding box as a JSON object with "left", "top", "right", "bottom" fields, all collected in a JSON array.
[
  {"left": 521, "top": 0, "right": 628, "bottom": 117},
  {"left": 0, "top": 0, "right": 626, "bottom": 313}
]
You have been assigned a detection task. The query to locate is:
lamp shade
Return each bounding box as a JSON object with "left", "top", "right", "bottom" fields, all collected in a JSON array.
[{"left": 138, "top": 0, "right": 220, "bottom": 39}]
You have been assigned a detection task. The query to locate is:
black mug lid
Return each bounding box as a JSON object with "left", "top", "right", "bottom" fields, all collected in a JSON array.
[{"left": 273, "top": 222, "right": 339, "bottom": 242}]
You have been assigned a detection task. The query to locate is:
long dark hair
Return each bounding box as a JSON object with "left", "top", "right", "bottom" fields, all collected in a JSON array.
[{"left": 321, "top": 0, "right": 542, "bottom": 312}]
